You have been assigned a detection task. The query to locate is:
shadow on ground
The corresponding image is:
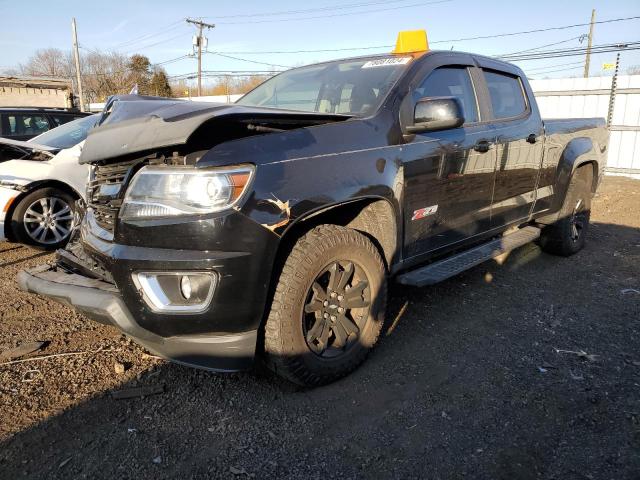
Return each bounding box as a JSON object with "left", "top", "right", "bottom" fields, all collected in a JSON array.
[{"left": 0, "top": 222, "right": 639, "bottom": 479}]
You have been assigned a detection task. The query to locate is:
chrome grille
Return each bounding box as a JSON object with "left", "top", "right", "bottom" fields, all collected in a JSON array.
[
  {"left": 87, "top": 159, "right": 141, "bottom": 233},
  {"left": 91, "top": 203, "right": 120, "bottom": 231}
]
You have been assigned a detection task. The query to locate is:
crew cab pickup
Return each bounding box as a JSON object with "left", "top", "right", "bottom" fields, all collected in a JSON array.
[{"left": 18, "top": 33, "right": 609, "bottom": 386}]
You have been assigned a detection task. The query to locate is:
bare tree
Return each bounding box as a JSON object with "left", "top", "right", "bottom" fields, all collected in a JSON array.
[
  {"left": 19, "top": 48, "right": 74, "bottom": 78},
  {"left": 14, "top": 49, "right": 272, "bottom": 104},
  {"left": 82, "top": 50, "right": 131, "bottom": 103},
  {"left": 0, "top": 67, "right": 20, "bottom": 76},
  {"left": 170, "top": 75, "right": 271, "bottom": 98}
]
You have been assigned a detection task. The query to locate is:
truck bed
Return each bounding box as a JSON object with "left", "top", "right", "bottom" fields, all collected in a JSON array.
[{"left": 543, "top": 117, "right": 606, "bottom": 135}]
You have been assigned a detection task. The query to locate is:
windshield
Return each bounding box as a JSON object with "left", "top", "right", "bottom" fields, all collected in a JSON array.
[
  {"left": 30, "top": 114, "right": 98, "bottom": 149},
  {"left": 237, "top": 56, "right": 412, "bottom": 116}
]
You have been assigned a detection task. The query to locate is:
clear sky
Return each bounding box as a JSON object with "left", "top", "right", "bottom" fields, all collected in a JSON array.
[{"left": 2, "top": 0, "right": 639, "bottom": 84}]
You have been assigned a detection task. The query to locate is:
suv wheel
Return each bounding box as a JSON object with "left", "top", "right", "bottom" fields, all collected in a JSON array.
[
  {"left": 539, "top": 166, "right": 593, "bottom": 256},
  {"left": 263, "top": 225, "right": 387, "bottom": 387},
  {"left": 11, "top": 188, "right": 76, "bottom": 250}
]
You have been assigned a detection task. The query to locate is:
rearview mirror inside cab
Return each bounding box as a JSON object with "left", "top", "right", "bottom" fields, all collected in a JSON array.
[{"left": 407, "top": 96, "right": 465, "bottom": 133}]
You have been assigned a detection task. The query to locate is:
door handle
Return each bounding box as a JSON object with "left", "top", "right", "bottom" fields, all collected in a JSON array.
[
  {"left": 474, "top": 140, "right": 493, "bottom": 153},
  {"left": 526, "top": 134, "right": 537, "bottom": 144}
]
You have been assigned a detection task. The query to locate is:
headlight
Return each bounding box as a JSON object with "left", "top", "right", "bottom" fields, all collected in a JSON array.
[{"left": 120, "top": 165, "right": 254, "bottom": 219}]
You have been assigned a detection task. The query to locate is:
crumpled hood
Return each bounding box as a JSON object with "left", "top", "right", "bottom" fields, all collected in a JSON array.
[{"left": 79, "top": 95, "right": 350, "bottom": 164}]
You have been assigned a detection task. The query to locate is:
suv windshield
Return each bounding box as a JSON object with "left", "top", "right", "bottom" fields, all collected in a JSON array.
[
  {"left": 31, "top": 114, "right": 98, "bottom": 149},
  {"left": 237, "top": 56, "right": 412, "bottom": 116}
]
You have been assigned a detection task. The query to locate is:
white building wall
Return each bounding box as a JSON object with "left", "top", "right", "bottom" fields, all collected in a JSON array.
[
  {"left": 0, "top": 86, "right": 71, "bottom": 108},
  {"left": 530, "top": 75, "right": 640, "bottom": 175}
]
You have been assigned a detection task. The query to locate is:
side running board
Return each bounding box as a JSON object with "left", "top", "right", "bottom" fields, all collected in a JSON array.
[{"left": 397, "top": 226, "right": 541, "bottom": 287}]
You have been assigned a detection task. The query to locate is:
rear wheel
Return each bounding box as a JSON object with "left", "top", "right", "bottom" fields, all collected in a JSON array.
[
  {"left": 11, "top": 188, "right": 76, "bottom": 250},
  {"left": 263, "top": 225, "right": 387, "bottom": 387},
  {"left": 539, "top": 166, "right": 593, "bottom": 256}
]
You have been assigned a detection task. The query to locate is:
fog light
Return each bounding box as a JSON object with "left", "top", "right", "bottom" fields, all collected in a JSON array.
[
  {"left": 180, "top": 275, "right": 192, "bottom": 300},
  {"left": 133, "top": 271, "right": 217, "bottom": 313}
]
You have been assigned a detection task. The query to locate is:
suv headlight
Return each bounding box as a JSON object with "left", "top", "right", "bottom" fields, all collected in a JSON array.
[{"left": 120, "top": 165, "right": 254, "bottom": 219}]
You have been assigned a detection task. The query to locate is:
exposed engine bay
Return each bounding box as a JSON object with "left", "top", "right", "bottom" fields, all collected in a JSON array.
[{"left": 80, "top": 95, "right": 351, "bottom": 166}]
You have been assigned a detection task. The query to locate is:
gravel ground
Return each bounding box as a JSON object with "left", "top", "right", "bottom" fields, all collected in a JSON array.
[{"left": 0, "top": 176, "right": 639, "bottom": 479}]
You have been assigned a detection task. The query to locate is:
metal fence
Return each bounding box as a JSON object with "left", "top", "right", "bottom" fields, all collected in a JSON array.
[{"left": 530, "top": 75, "right": 640, "bottom": 176}]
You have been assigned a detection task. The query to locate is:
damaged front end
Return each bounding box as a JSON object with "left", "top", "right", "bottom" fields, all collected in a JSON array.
[
  {"left": 17, "top": 95, "right": 352, "bottom": 371},
  {"left": 77, "top": 95, "right": 351, "bottom": 241},
  {"left": 0, "top": 138, "right": 57, "bottom": 163}
]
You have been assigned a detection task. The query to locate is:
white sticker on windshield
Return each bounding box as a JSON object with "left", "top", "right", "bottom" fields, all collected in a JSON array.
[{"left": 362, "top": 57, "right": 412, "bottom": 69}]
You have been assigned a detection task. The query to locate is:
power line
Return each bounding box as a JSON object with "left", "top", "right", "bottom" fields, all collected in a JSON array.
[
  {"left": 154, "top": 54, "right": 193, "bottom": 67},
  {"left": 207, "top": 52, "right": 292, "bottom": 69},
  {"left": 528, "top": 66, "right": 585, "bottom": 79},
  {"left": 110, "top": 21, "right": 186, "bottom": 50},
  {"left": 213, "top": 14, "right": 640, "bottom": 55},
  {"left": 84, "top": 1, "right": 440, "bottom": 54},
  {"left": 523, "top": 60, "right": 585, "bottom": 72},
  {"left": 207, "top": 40, "right": 639, "bottom": 73},
  {"left": 216, "top": 0, "right": 452, "bottom": 25},
  {"left": 170, "top": 72, "right": 278, "bottom": 80},
  {"left": 220, "top": 37, "right": 583, "bottom": 56},
  {"left": 530, "top": 66, "right": 584, "bottom": 76},
  {"left": 209, "top": 41, "right": 640, "bottom": 73},
  {"left": 205, "top": 45, "right": 394, "bottom": 55},
  {"left": 48, "top": 41, "right": 637, "bottom": 82},
  {"left": 124, "top": 31, "right": 189, "bottom": 53},
  {"left": 208, "top": 0, "right": 430, "bottom": 19},
  {"left": 170, "top": 70, "right": 279, "bottom": 76},
  {"left": 440, "top": 15, "right": 640, "bottom": 43},
  {"left": 438, "top": 15, "right": 640, "bottom": 44},
  {"left": 499, "top": 41, "right": 640, "bottom": 61},
  {"left": 501, "top": 35, "right": 586, "bottom": 56}
]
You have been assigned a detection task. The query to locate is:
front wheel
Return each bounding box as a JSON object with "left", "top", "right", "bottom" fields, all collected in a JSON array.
[
  {"left": 11, "top": 187, "right": 76, "bottom": 250},
  {"left": 263, "top": 225, "right": 387, "bottom": 387}
]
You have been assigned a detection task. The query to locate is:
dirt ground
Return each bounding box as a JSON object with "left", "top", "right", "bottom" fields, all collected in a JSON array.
[{"left": 0, "top": 176, "right": 639, "bottom": 479}]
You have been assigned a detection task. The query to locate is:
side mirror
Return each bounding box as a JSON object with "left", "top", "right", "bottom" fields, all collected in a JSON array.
[{"left": 406, "top": 96, "right": 465, "bottom": 134}]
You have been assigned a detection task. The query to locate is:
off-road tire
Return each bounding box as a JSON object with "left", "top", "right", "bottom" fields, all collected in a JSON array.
[
  {"left": 263, "top": 225, "right": 387, "bottom": 387},
  {"left": 539, "top": 166, "right": 593, "bottom": 256},
  {"left": 11, "top": 187, "right": 76, "bottom": 250}
]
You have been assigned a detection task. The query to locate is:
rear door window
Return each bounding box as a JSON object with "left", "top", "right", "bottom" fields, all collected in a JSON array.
[
  {"left": 483, "top": 70, "right": 527, "bottom": 119},
  {"left": 414, "top": 66, "right": 479, "bottom": 123},
  {"left": 2, "top": 114, "right": 51, "bottom": 137},
  {"left": 49, "top": 113, "right": 80, "bottom": 127}
]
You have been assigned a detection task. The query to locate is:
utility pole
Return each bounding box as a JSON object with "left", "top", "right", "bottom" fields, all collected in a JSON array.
[
  {"left": 186, "top": 18, "right": 215, "bottom": 96},
  {"left": 71, "top": 18, "right": 85, "bottom": 112},
  {"left": 583, "top": 9, "right": 596, "bottom": 78}
]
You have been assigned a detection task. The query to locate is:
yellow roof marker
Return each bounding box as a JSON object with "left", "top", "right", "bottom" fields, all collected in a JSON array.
[{"left": 392, "top": 30, "right": 429, "bottom": 54}]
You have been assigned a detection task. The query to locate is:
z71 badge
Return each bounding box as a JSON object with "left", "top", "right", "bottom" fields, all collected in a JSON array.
[{"left": 411, "top": 205, "right": 438, "bottom": 221}]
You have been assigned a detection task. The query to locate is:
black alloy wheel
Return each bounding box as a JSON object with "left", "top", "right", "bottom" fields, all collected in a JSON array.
[
  {"left": 569, "top": 198, "right": 588, "bottom": 243},
  {"left": 303, "top": 260, "right": 371, "bottom": 358},
  {"left": 262, "top": 224, "right": 387, "bottom": 387}
]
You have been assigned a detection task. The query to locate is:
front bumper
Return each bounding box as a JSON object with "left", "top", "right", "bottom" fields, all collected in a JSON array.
[
  {"left": 17, "top": 264, "right": 257, "bottom": 371},
  {"left": 0, "top": 186, "right": 21, "bottom": 242}
]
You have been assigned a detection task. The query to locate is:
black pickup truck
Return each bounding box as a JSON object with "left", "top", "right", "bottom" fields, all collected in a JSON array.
[{"left": 18, "top": 48, "right": 608, "bottom": 386}]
